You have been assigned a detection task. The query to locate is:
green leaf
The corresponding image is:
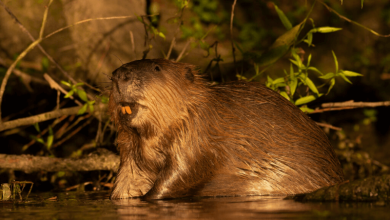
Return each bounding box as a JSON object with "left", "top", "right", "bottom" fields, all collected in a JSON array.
[
  {"left": 320, "top": 72, "right": 335, "bottom": 79},
  {"left": 339, "top": 72, "right": 352, "bottom": 84},
  {"left": 299, "top": 76, "right": 319, "bottom": 94},
  {"left": 64, "top": 90, "right": 74, "bottom": 98},
  {"left": 306, "top": 32, "right": 313, "bottom": 46},
  {"left": 77, "top": 89, "right": 88, "bottom": 102},
  {"left": 273, "top": 77, "right": 285, "bottom": 84},
  {"left": 158, "top": 32, "right": 166, "bottom": 40},
  {"left": 295, "top": 95, "right": 320, "bottom": 106},
  {"left": 30, "top": 135, "right": 45, "bottom": 144},
  {"left": 274, "top": 4, "right": 292, "bottom": 30},
  {"left": 289, "top": 59, "right": 299, "bottom": 67},
  {"left": 254, "top": 21, "right": 304, "bottom": 67},
  {"left": 290, "top": 78, "right": 298, "bottom": 96},
  {"left": 307, "top": 54, "right": 312, "bottom": 66},
  {"left": 292, "top": 50, "right": 302, "bottom": 69},
  {"left": 267, "top": 75, "right": 273, "bottom": 84},
  {"left": 274, "top": 83, "right": 287, "bottom": 88},
  {"left": 100, "top": 96, "right": 109, "bottom": 104},
  {"left": 307, "top": 67, "right": 323, "bottom": 75},
  {"left": 306, "top": 78, "right": 319, "bottom": 94},
  {"left": 332, "top": 50, "right": 339, "bottom": 73},
  {"left": 21, "top": 145, "right": 29, "bottom": 152},
  {"left": 280, "top": 91, "right": 290, "bottom": 101},
  {"left": 37, "top": 138, "right": 45, "bottom": 144},
  {"left": 311, "top": 27, "right": 342, "bottom": 33},
  {"left": 41, "top": 57, "right": 49, "bottom": 72},
  {"left": 236, "top": 74, "right": 247, "bottom": 80},
  {"left": 47, "top": 127, "right": 53, "bottom": 149},
  {"left": 78, "top": 104, "right": 88, "bottom": 115},
  {"left": 289, "top": 64, "right": 297, "bottom": 96},
  {"left": 327, "top": 78, "right": 335, "bottom": 95},
  {"left": 33, "top": 123, "right": 40, "bottom": 132},
  {"left": 300, "top": 106, "right": 314, "bottom": 113},
  {"left": 61, "top": 81, "right": 71, "bottom": 87},
  {"left": 57, "top": 171, "right": 66, "bottom": 177},
  {"left": 361, "top": 0, "right": 364, "bottom": 8},
  {"left": 75, "top": 82, "right": 84, "bottom": 87},
  {"left": 342, "top": 70, "right": 363, "bottom": 77},
  {"left": 89, "top": 103, "right": 94, "bottom": 112}
]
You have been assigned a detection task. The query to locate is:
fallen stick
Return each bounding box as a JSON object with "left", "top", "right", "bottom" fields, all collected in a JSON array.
[{"left": 0, "top": 152, "right": 119, "bottom": 173}]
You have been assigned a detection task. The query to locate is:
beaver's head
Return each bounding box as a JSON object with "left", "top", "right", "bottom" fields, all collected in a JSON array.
[{"left": 109, "top": 59, "right": 204, "bottom": 138}]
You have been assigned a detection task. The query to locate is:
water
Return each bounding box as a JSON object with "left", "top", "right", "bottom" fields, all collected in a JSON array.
[{"left": 0, "top": 191, "right": 388, "bottom": 220}]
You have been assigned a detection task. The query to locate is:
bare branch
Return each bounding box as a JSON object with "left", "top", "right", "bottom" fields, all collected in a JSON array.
[
  {"left": 166, "top": 37, "right": 176, "bottom": 60},
  {"left": 309, "top": 100, "right": 390, "bottom": 114},
  {"left": 322, "top": 100, "right": 390, "bottom": 108},
  {"left": 176, "top": 40, "right": 191, "bottom": 62},
  {"left": 129, "top": 31, "right": 136, "bottom": 57},
  {"left": 230, "top": 0, "right": 238, "bottom": 75},
  {"left": 0, "top": 106, "right": 80, "bottom": 132},
  {"left": 0, "top": 153, "right": 119, "bottom": 173},
  {"left": 316, "top": 122, "right": 342, "bottom": 131}
]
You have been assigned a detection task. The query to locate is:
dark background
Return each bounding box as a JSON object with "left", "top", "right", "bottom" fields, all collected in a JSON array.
[{"left": 0, "top": 0, "right": 389, "bottom": 192}]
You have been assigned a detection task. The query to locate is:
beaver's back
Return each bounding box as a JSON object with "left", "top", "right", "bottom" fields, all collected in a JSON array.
[{"left": 196, "top": 81, "right": 344, "bottom": 196}]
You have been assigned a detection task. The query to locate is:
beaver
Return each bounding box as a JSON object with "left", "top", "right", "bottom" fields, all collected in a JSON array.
[{"left": 108, "top": 59, "right": 344, "bottom": 200}]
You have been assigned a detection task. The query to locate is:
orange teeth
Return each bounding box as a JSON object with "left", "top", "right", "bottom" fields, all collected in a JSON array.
[{"left": 121, "top": 106, "right": 132, "bottom": 114}]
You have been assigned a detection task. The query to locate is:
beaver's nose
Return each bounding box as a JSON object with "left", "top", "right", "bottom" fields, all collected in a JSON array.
[{"left": 112, "top": 66, "right": 133, "bottom": 81}]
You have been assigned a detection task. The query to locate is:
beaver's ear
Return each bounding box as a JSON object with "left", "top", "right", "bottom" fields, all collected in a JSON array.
[{"left": 184, "top": 67, "right": 194, "bottom": 82}]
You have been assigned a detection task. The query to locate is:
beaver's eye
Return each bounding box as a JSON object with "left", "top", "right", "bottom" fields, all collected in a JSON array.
[{"left": 154, "top": 65, "right": 161, "bottom": 72}]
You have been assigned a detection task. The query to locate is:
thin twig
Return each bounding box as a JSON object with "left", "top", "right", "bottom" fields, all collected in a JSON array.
[
  {"left": 166, "top": 7, "right": 186, "bottom": 60},
  {"left": 230, "top": 0, "right": 238, "bottom": 75},
  {"left": 44, "top": 15, "right": 144, "bottom": 40},
  {"left": 176, "top": 40, "right": 191, "bottom": 62},
  {"left": 316, "top": 122, "right": 342, "bottom": 131},
  {"left": 322, "top": 100, "right": 390, "bottom": 108},
  {"left": 52, "top": 117, "right": 93, "bottom": 148},
  {"left": 310, "top": 107, "right": 355, "bottom": 114},
  {"left": 129, "top": 31, "right": 136, "bottom": 57},
  {"left": 22, "top": 115, "right": 68, "bottom": 150},
  {"left": 141, "top": 16, "right": 151, "bottom": 59},
  {"left": 0, "top": 0, "right": 75, "bottom": 83},
  {"left": 0, "top": 40, "right": 41, "bottom": 123},
  {"left": 55, "top": 114, "right": 90, "bottom": 141},
  {"left": 309, "top": 100, "right": 390, "bottom": 114},
  {"left": 39, "top": 1, "right": 51, "bottom": 39},
  {"left": 43, "top": 74, "right": 83, "bottom": 106},
  {"left": 0, "top": 58, "right": 47, "bottom": 86},
  {"left": 95, "top": 115, "right": 102, "bottom": 145},
  {"left": 166, "top": 37, "right": 176, "bottom": 60},
  {"left": 317, "top": 0, "right": 390, "bottom": 37}
]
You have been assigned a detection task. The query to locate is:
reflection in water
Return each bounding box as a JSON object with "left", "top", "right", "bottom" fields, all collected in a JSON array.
[
  {"left": 112, "top": 196, "right": 314, "bottom": 220},
  {"left": 0, "top": 191, "right": 388, "bottom": 220}
]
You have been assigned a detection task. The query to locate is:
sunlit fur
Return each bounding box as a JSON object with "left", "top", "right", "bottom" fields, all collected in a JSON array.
[{"left": 109, "top": 59, "right": 344, "bottom": 200}]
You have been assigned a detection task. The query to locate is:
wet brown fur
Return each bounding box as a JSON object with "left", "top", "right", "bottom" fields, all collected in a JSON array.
[{"left": 109, "top": 59, "right": 344, "bottom": 200}]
